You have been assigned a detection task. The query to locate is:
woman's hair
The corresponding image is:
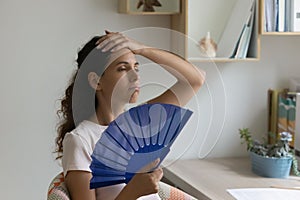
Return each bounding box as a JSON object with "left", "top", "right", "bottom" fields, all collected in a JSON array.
[{"left": 55, "top": 35, "right": 110, "bottom": 159}]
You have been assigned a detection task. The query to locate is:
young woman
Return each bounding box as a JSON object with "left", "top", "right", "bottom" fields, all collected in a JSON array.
[{"left": 55, "top": 30, "right": 205, "bottom": 200}]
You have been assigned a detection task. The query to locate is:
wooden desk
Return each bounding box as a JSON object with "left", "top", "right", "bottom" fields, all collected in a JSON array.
[{"left": 163, "top": 157, "right": 300, "bottom": 200}]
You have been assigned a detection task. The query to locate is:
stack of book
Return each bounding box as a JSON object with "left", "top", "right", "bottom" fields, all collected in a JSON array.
[
  {"left": 264, "top": 0, "right": 300, "bottom": 32},
  {"left": 268, "top": 89, "right": 300, "bottom": 149},
  {"left": 217, "top": 0, "right": 256, "bottom": 59}
]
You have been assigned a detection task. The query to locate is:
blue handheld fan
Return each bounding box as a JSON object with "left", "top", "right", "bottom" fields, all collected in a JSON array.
[{"left": 90, "top": 103, "right": 193, "bottom": 189}]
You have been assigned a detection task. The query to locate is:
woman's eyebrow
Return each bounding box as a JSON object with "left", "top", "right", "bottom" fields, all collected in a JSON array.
[{"left": 116, "top": 61, "right": 140, "bottom": 66}]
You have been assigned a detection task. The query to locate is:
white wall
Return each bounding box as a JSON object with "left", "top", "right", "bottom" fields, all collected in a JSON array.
[
  {"left": 0, "top": 0, "right": 170, "bottom": 199},
  {"left": 0, "top": 0, "right": 300, "bottom": 199},
  {"left": 193, "top": 36, "right": 300, "bottom": 158}
]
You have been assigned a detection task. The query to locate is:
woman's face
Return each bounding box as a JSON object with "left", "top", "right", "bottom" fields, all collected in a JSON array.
[{"left": 98, "top": 51, "right": 140, "bottom": 105}]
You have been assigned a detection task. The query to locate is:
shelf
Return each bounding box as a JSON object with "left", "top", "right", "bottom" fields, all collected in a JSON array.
[
  {"left": 118, "top": 0, "right": 180, "bottom": 15},
  {"left": 119, "top": 0, "right": 261, "bottom": 62},
  {"left": 260, "top": 0, "right": 300, "bottom": 35},
  {"left": 261, "top": 32, "right": 300, "bottom": 36},
  {"left": 118, "top": 11, "right": 179, "bottom": 15},
  {"left": 171, "top": 0, "right": 260, "bottom": 62}
]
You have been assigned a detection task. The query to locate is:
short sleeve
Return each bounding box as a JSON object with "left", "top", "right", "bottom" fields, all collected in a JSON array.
[{"left": 62, "top": 132, "right": 92, "bottom": 177}]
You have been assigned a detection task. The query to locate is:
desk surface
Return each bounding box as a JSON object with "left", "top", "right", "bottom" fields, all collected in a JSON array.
[{"left": 163, "top": 157, "right": 300, "bottom": 200}]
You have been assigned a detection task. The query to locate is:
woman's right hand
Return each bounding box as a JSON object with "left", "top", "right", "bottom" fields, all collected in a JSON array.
[
  {"left": 95, "top": 30, "right": 148, "bottom": 55},
  {"left": 127, "top": 167, "right": 163, "bottom": 198},
  {"left": 115, "top": 159, "right": 163, "bottom": 200}
]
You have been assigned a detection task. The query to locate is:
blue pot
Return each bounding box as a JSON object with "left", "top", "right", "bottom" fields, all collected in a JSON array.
[{"left": 250, "top": 152, "right": 292, "bottom": 178}]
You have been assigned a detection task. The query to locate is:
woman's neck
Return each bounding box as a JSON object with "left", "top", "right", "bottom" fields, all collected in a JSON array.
[{"left": 92, "top": 102, "right": 125, "bottom": 126}]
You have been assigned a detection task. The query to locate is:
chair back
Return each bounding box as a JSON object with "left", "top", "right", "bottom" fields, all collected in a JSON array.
[
  {"left": 47, "top": 173, "right": 70, "bottom": 200},
  {"left": 47, "top": 172, "right": 196, "bottom": 200}
]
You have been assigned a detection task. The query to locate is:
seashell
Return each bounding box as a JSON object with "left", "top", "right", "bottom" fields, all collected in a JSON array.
[{"left": 198, "top": 32, "right": 217, "bottom": 58}]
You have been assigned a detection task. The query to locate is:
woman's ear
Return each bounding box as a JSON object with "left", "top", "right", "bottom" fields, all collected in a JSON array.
[{"left": 88, "top": 72, "right": 101, "bottom": 90}]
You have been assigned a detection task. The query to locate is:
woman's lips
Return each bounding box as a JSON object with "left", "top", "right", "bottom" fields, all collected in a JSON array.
[{"left": 129, "top": 86, "right": 140, "bottom": 91}]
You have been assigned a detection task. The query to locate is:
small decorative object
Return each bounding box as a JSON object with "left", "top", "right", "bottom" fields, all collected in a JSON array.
[
  {"left": 198, "top": 32, "right": 217, "bottom": 58},
  {"left": 90, "top": 103, "right": 193, "bottom": 188},
  {"left": 239, "top": 128, "right": 300, "bottom": 178},
  {"left": 137, "top": 0, "right": 162, "bottom": 12}
]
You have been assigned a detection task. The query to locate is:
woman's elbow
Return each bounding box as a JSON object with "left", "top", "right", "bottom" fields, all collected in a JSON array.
[{"left": 191, "top": 68, "right": 206, "bottom": 91}]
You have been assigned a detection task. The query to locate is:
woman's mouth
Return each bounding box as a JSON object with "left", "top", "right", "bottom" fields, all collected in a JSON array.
[
  {"left": 129, "top": 89, "right": 140, "bottom": 103},
  {"left": 129, "top": 86, "right": 140, "bottom": 91}
]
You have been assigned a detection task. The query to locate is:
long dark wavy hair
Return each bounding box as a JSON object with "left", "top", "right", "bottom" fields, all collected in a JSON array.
[{"left": 55, "top": 35, "right": 110, "bottom": 159}]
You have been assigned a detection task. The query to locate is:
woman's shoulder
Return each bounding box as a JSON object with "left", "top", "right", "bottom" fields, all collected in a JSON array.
[
  {"left": 75, "top": 120, "right": 106, "bottom": 133},
  {"left": 65, "top": 120, "right": 107, "bottom": 147}
]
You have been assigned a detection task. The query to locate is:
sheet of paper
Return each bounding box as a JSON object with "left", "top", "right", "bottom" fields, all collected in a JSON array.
[{"left": 227, "top": 188, "right": 300, "bottom": 200}]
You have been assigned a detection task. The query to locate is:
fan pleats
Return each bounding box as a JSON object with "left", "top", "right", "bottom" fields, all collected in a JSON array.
[{"left": 90, "top": 103, "right": 193, "bottom": 189}]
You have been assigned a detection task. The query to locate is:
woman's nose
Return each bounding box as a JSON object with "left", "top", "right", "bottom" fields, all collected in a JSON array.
[{"left": 128, "top": 69, "right": 139, "bottom": 82}]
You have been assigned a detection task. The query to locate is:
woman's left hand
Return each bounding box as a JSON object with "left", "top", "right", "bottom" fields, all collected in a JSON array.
[{"left": 96, "top": 30, "right": 147, "bottom": 54}]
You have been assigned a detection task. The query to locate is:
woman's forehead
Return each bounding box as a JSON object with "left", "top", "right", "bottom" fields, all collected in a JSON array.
[{"left": 107, "top": 50, "right": 137, "bottom": 67}]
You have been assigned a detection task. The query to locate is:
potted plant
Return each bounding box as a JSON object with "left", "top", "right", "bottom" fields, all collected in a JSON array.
[{"left": 239, "top": 128, "right": 300, "bottom": 178}]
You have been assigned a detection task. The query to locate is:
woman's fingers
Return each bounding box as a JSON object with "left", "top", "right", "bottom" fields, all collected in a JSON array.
[
  {"left": 102, "top": 37, "right": 128, "bottom": 52},
  {"left": 138, "top": 158, "right": 160, "bottom": 173},
  {"left": 95, "top": 32, "right": 147, "bottom": 54},
  {"left": 152, "top": 167, "right": 164, "bottom": 182},
  {"left": 126, "top": 166, "right": 163, "bottom": 198},
  {"left": 96, "top": 33, "right": 124, "bottom": 50}
]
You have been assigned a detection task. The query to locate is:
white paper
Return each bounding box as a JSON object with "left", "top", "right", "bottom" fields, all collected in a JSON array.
[{"left": 227, "top": 188, "right": 300, "bottom": 200}]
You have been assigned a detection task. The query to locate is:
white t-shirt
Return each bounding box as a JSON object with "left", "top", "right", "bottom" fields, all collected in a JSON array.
[{"left": 62, "top": 120, "right": 160, "bottom": 200}]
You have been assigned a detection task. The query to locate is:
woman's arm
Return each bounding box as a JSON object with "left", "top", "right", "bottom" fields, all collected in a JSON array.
[
  {"left": 137, "top": 48, "right": 205, "bottom": 106},
  {"left": 65, "top": 171, "right": 96, "bottom": 200},
  {"left": 97, "top": 31, "right": 205, "bottom": 106},
  {"left": 65, "top": 168, "right": 163, "bottom": 200}
]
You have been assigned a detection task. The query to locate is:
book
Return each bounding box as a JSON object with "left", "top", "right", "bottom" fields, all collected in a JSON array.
[
  {"left": 235, "top": 3, "right": 255, "bottom": 59},
  {"left": 285, "top": 0, "right": 292, "bottom": 32},
  {"left": 268, "top": 89, "right": 281, "bottom": 144},
  {"left": 294, "top": 94, "right": 300, "bottom": 165},
  {"left": 269, "top": 89, "right": 298, "bottom": 146},
  {"left": 233, "top": 25, "right": 248, "bottom": 58},
  {"left": 277, "top": 0, "right": 286, "bottom": 31},
  {"left": 217, "top": 0, "right": 255, "bottom": 58},
  {"left": 277, "top": 94, "right": 288, "bottom": 134},
  {"left": 235, "top": 27, "right": 251, "bottom": 59},
  {"left": 265, "top": 0, "right": 276, "bottom": 32},
  {"left": 287, "top": 95, "right": 296, "bottom": 147},
  {"left": 291, "top": 0, "right": 300, "bottom": 31}
]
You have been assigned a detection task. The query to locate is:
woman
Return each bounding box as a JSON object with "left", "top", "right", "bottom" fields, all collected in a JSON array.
[{"left": 55, "top": 30, "right": 205, "bottom": 200}]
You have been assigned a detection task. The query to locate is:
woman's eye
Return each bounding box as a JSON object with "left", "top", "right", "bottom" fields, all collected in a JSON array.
[
  {"left": 134, "top": 67, "right": 139, "bottom": 72},
  {"left": 117, "top": 66, "right": 127, "bottom": 71}
]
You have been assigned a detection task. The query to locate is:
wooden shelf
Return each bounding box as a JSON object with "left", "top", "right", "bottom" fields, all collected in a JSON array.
[
  {"left": 119, "top": 0, "right": 261, "bottom": 62},
  {"left": 118, "top": 0, "right": 180, "bottom": 15},
  {"left": 118, "top": 11, "right": 179, "bottom": 15},
  {"left": 171, "top": 0, "right": 261, "bottom": 62},
  {"left": 261, "top": 32, "right": 300, "bottom": 36}
]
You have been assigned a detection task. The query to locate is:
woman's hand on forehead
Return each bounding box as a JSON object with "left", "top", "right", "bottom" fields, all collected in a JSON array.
[{"left": 95, "top": 30, "right": 148, "bottom": 54}]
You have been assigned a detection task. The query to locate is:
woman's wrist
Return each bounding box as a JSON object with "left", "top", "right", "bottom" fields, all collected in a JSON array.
[
  {"left": 115, "top": 184, "right": 139, "bottom": 200},
  {"left": 132, "top": 45, "right": 152, "bottom": 55}
]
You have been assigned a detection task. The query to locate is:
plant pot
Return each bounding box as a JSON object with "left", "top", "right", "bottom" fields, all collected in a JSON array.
[{"left": 250, "top": 152, "right": 292, "bottom": 178}]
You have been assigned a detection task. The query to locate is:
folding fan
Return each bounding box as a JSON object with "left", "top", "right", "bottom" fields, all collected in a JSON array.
[{"left": 90, "top": 103, "right": 193, "bottom": 189}]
